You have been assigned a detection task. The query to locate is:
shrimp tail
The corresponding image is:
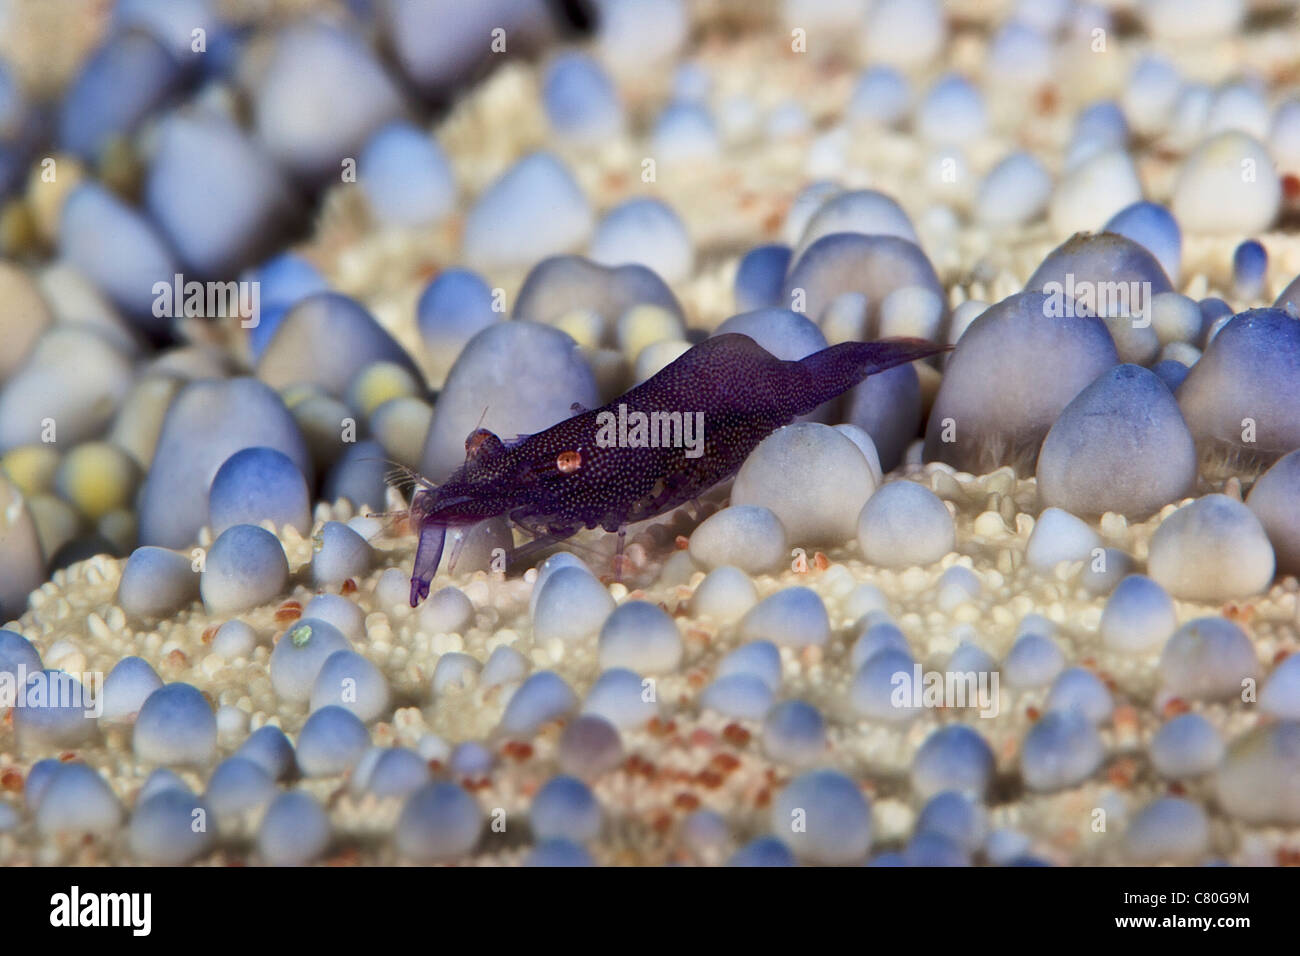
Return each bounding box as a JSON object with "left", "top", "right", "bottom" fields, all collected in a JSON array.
[
  {"left": 409, "top": 521, "right": 447, "bottom": 607},
  {"left": 791, "top": 337, "right": 951, "bottom": 414}
]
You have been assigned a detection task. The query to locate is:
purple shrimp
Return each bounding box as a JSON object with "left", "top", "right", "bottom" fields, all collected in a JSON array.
[{"left": 405, "top": 333, "right": 948, "bottom": 605}]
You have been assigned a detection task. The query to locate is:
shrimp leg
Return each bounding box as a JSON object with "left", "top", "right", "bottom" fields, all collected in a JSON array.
[{"left": 408, "top": 521, "right": 446, "bottom": 607}]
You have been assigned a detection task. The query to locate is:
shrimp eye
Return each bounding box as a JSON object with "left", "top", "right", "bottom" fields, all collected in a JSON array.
[
  {"left": 465, "top": 428, "right": 503, "bottom": 461},
  {"left": 556, "top": 450, "right": 582, "bottom": 473}
]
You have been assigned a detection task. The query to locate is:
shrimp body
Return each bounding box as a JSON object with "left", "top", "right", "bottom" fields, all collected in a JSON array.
[{"left": 407, "top": 333, "right": 947, "bottom": 605}]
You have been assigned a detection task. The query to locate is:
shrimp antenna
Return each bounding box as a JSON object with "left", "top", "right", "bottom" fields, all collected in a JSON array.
[{"left": 356, "top": 457, "right": 440, "bottom": 493}]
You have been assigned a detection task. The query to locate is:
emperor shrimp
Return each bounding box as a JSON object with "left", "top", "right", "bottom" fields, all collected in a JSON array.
[{"left": 404, "top": 332, "right": 948, "bottom": 606}]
